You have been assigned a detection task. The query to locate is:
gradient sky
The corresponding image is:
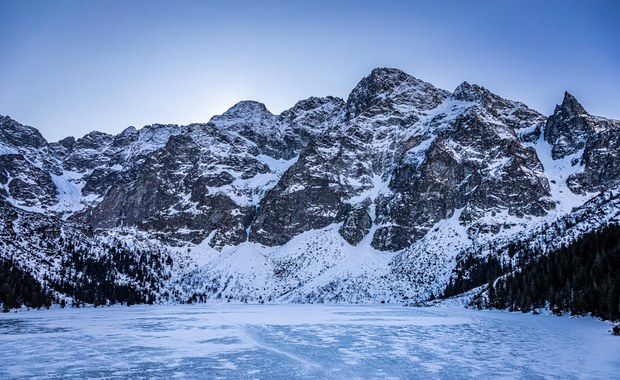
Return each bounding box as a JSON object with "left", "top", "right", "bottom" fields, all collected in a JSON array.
[{"left": 1, "top": 0, "right": 618, "bottom": 142}]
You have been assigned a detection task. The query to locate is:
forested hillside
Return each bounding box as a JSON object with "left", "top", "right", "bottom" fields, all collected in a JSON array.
[{"left": 482, "top": 224, "right": 620, "bottom": 320}]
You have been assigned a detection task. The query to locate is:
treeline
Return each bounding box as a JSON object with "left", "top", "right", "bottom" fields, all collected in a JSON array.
[
  {"left": 0, "top": 258, "right": 53, "bottom": 311},
  {"left": 485, "top": 224, "right": 620, "bottom": 320}
]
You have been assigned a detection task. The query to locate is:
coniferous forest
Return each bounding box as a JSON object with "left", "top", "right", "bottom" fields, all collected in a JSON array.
[
  {"left": 485, "top": 224, "right": 620, "bottom": 320},
  {"left": 0, "top": 238, "right": 172, "bottom": 311},
  {"left": 443, "top": 224, "right": 620, "bottom": 321},
  {"left": 0, "top": 258, "right": 52, "bottom": 311}
]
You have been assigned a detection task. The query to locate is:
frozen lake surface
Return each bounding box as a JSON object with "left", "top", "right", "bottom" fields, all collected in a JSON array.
[{"left": 1, "top": 304, "right": 618, "bottom": 379}]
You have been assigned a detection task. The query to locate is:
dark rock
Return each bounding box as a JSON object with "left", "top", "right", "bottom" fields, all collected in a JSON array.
[
  {"left": 250, "top": 145, "right": 350, "bottom": 246},
  {"left": 567, "top": 120, "right": 620, "bottom": 193},
  {"left": 339, "top": 206, "right": 372, "bottom": 245},
  {"left": 545, "top": 92, "right": 595, "bottom": 159},
  {"left": 0, "top": 115, "right": 48, "bottom": 149},
  {"left": 58, "top": 136, "right": 76, "bottom": 150},
  {"left": 0, "top": 154, "right": 57, "bottom": 208},
  {"left": 371, "top": 90, "right": 553, "bottom": 250},
  {"left": 346, "top": 68, "right": 448, "bottom": 119}
]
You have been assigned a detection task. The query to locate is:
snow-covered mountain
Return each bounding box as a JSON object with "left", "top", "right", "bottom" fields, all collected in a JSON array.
[{"left": 2, "top": 67, "right": 620, "bottom": 306}]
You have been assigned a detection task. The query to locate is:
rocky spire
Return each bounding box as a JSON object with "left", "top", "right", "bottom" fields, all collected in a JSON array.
[
  {"left": 545, "top": 92, "right": 594, "bottom": 159},
  {"left": 558, "top": 91, "right": 588, "bottom": 118}
]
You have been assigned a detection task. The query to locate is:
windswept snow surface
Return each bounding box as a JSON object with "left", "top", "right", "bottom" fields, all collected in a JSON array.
[{"left": 1, "top": 304, "right": 618, "bottom": 379}]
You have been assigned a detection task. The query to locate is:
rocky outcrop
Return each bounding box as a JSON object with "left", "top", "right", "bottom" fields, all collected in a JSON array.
[
  {"left": 0, "top": 115, "right": 47, "bottom": 150},
  {"left": 545, "top": 92, "right": 596, "bottom": 160},
  {"left": 76, "top": 129, "right": 257, "bottom": 247},
  {"left": 0, "top": 154, "right": 58, "bottom": 209},
  {"left": 346, "top": 67, "right": 448, "bottom": 119},
  {"left": 249, "top": 140, "right": 352, "bottom": 246},
  {"left": 339, "top": 206, "right": 372, "bottom": 246},
  {"left": 566, "top": 119, "right": 620, "bottom": 193},
  {"left": 0, "top": 116, "right": 59, "bottom": 209},
  {"left": 543, "top": 92, "right": 620, "bottom": 193}
]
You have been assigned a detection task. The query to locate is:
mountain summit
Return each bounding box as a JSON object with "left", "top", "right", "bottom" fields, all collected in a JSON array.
[{"left": 346, "top": 67, "right": 448, "bottom": 119}]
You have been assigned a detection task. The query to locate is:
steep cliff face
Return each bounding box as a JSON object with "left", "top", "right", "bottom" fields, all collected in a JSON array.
[
  {"left": 545, "top": 92, "right": 594, "bottom": 160},
  {"left": 2, "top": 68, "right": 620, "bottom": 305},
  {"left": 372, "top": 82, "right": 553, "bottom": 250},
  {"left": 541, "top": 93, "right": 620, "bottom": 194},
  {"left": 251, "top": 68, "right": 451, "bottom": 247},
  {"left": 0, "top": 116, "right": 64, "bottom": 213},
  {"left": 570, "top": 125, "right": 620, "bottom": 193}
]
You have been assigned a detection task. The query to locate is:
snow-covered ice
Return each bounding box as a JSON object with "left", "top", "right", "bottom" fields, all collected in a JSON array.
[{"left": 1, "top": 304, "right": 618, "bottom": 379}]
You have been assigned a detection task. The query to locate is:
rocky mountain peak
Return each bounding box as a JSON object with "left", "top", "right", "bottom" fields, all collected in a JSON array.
[
  {"left": 452, "top": 81, "right": 478, "bottom": 101},
  {"left": 109, "top": 126, "right": 140, "bottom": 149},
  {"left": 220, "top": 100, "right": 272, "bottom": 119},
  {"left": 346, "top": 67, "right": 449, "bottom": 119},
  {"left": 140, "top": 123, "right": 181, "bottom": 134},
  {"left": 209, "top": 100, "right": 277, "bottom": 141},
  {"left": 0, "top": 115, "right": 48, "bottom": 150},
  {"left": 557, "top": 91, "right": 588, "bottom": 118},
  {"left": 75, "top": 130, "right": 113, "bottom": 148},
  {"left": 284, "top": 96, "right": 344, "bottom": 114},
  {"left": 452, "top": 81, "right": 513, "bottom": 110},
  {"left": 551, "top": 92, "right": 620, "bottom": 194},
  {"left": 367, "top": 67, "right": 411, "bottom": 84},
  {"left": 451, "top": 81, "right": 494, "bottom": 103},
  {"left": 120, "top": 126, "right": 138, "bottom": 136},
  {"left": 278, "top": 96, "right": 345, "bottom": 145},
  {"left": 545, "top": 92, "right": 595, "bottom": 159},
  {"left": 451, "top": 82, "right": 545, "bottom": 140},
  {"left": 57, "top": 136, "right": 76, "bottom": 149}
]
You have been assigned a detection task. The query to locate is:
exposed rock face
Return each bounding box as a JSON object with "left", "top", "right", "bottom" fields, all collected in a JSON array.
[
  {"left": 52, "top": 96, "right": 344, "bottom": 248},
  {"left": 0, "top": 115, "right": 47, "bottom": 150},
  {"left": 250, "top": 141, "right": 351, "bottom": 246},
  {"left": 251, "top": 68, "right": 450, "bottom": 247},
  {"left": 346, "top": 67, "right": 449, "bottom": 119},
  {"left": 0, "top": 154, "right": 58, "bottom": 209},
  {"left": 280, "top": 96, "right": 345, "bottom": 144},
  {"left": 543, "top": 92, "right": 620, "bottom": 193},
  {"left": 0, "top": 117, "right": 59, "bottom": 210},
  {"left": 371, "top": 83, "right": 553, "bottom": 250},
  {"left": 247, "top": 71, "right": 558, "bottom": 251},
  {"left": 339, "top": 206, "right": 372, "bottom": 246},
  {"left": 568, "top": 125, "right": 620, "bottom": 193},
  {"left": 545, "top": 92, "right": 596, "bottom": 159}
]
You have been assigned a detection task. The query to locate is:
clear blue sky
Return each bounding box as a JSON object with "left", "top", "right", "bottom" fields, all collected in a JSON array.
[{"left": 1, "top": 0, "right": 618, "bottom": 141}]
